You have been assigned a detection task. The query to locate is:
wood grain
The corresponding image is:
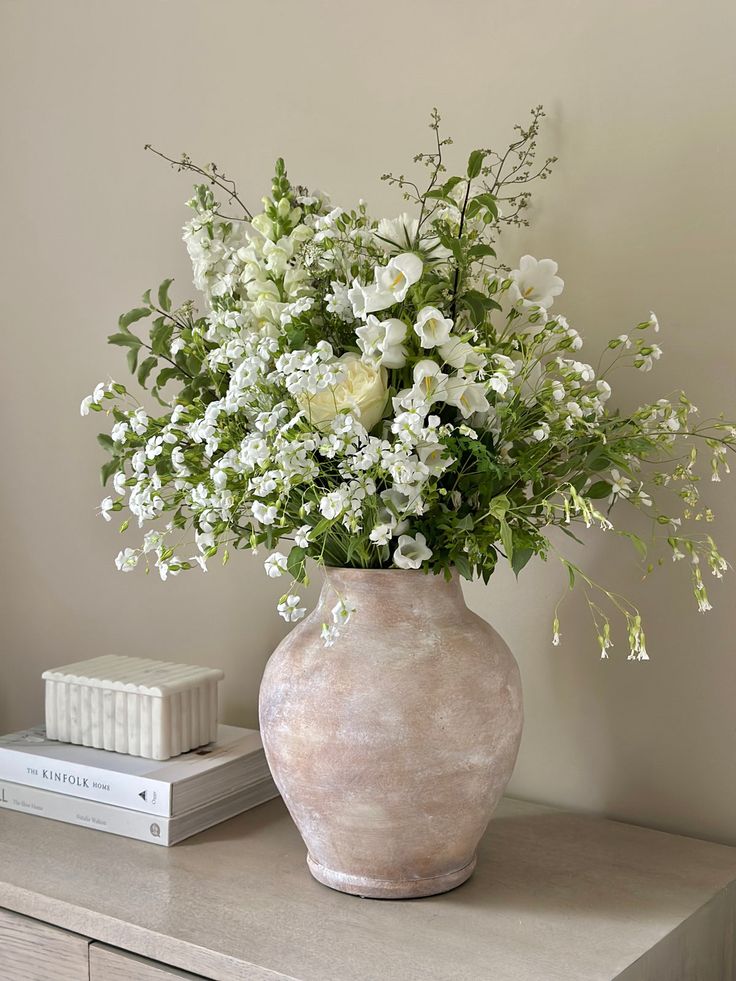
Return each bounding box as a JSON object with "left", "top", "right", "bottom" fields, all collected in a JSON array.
[
  {"left": 91, "top": 943, "right": 207, "bottom": 980},
  {"left": 0, "top": 907, "right": 89, "bottom": 981},
  {"left": 1, "top": 798, "right": 735, "bottom": 980}
]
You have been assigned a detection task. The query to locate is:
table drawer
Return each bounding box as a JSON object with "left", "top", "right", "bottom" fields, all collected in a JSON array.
[
  {"left": 90, "top": 942, "right": 209, "bottom": 980},
  {"left": 0, "top": 907, "right": 90, "bottom": 981}
]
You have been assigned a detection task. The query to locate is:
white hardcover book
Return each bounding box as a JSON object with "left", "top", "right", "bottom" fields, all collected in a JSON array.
[
  {"left": 0, "top": 725, "right": 271, "bottom": 817},
  {"left": 0, "top": 776, "right": 279, "bottom": 846}
]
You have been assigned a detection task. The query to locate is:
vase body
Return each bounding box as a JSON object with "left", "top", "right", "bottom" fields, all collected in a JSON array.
[{"left": 258, "top": 569, "right": 523, "bottom": 899}]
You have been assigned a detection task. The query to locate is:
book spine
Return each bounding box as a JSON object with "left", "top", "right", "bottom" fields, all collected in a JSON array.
[
  {"left": 0, "top": 781, "right": 172, "bottom": 845},
  {"left": 0, "top": 749, "right": 171, "bottom": 816}
]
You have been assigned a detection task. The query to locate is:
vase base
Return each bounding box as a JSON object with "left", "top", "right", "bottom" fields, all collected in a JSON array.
[{"left": 306, "top": 853, "right": 477, "bottom": 899}]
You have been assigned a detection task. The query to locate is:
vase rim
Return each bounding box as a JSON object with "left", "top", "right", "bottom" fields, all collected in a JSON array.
[{"left": 323, "top": 566, "right": 456, "bottom": 579}]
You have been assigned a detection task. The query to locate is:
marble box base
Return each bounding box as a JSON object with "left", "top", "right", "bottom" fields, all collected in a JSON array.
[{"left": 42, "top": 655, "right": 224, "bottom": 760}]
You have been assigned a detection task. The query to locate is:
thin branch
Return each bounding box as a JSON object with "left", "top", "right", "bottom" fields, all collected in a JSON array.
[{"left": 144, "top": 145, "right": 253, "bottom": 220}]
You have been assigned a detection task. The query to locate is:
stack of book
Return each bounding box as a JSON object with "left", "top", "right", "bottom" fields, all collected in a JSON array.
[{"left": 0, "top": 724, "right": 278, "bottom": 845}]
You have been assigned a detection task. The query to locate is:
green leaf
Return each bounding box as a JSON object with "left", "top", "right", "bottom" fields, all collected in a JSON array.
[
  {"left": 436, "top": 227, "right": 463, "bottom": 262},
  {"left": 118, "top": 307, "right": 151, "bottom": 330},
  {"left": 96, "top": 433, "right": 114, "bottom": 452},
  {"left": 467, "top": 150, "right": 485, "bottom": 179},
  {"left": 489, "top": 494, "right": 510, "bottom": 519},
  {"left": 100, "top": 459, "right": 118, "bottom": 486},
  {"left": 586, "top": 480, "right": 612, "bottom": 500},
  {"left": 137, "top": 355, "right": 158, "bottom": 388},
  {"left": 473, "top": 192, "right": 498, "bottom": 218},
  {"left": 442, "top": 176, "right": 463, "bottom": 193},
  {"left": 142, "top": 288, "right": 152, "bottom": 306},
  {"left": 150, "top": 318, "right": 174, "bottom": 356},
  {"left": 461, "top": 291, "right": 487, "bottom": 328},
  {"left": 566, "top": 564, "right": 576, "bottom": 589},
  {"left": 453, "top": 552, "right": 473, "bottom": 579},
  {"left": 309, "top": 518, "right": 333, "bottom": 538},
  {"left": 467, "top": 243, "right": 496, "bottom": 259},
  {"left": 499, "top": 517, "right": 514, "bottom": 563},
  {"left": 559, "top": 526, "right": 586, "bottom": 546},
  {"left": 287, "top": 546, "right": 307, "bottom": 583},
  {"left": 153, "top": 366, "right": 182, "bottom": 390},
  {"left": 126, "top": 347, "right": 139, "bottom": 373},
  {"left": 511, "top": 547, "right": 534, "bottom": 578},
  {"left": 157, "top": 278, "right": 174, "bottom": 312},
  {"left": 107, "top": 332, "right": 143, "bottom": 348},
  {"left": 620, "top": 531, "right": 648, "bottom": 559},
  {"left": 425, "top": 188, "right": 451, "bottom": 201}
]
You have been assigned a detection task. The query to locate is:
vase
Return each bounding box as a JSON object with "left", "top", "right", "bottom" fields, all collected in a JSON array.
[{"left": 258, "top": 568, "right": 523, "bottom": 899}]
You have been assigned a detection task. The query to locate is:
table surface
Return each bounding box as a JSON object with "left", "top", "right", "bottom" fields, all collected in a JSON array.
[{"left": 1, "top": 796, "right": 735, "bottom": 981}]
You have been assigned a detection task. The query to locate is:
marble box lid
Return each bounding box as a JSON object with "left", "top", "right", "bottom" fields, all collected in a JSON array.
[{"left": 42, "top": 654, "right": 224, "bottom": 698}]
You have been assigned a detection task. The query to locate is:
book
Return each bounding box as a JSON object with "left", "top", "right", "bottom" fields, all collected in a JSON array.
[
  {"left": 0, "top": 776, "right": 279, "bottom": 845},
  {"left": 0, "top": 724, "right": 271, "bottom": 817}
]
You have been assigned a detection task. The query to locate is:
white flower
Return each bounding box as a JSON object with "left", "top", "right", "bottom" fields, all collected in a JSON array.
[
  {"left": 298, "top": 354, "right": 387, "bottom": 433},
  {"left": 417, "top": 443, "right": 451, "bottom": 475},
  {"left": 439, "top": 337, "right": 485, "bottom": 372},
  {"left": 412, "top": 360, "right": 448, "bottom": 403},
  {"left": 143, "top": 530, "right": 164, "bottom": 553},
  {"left": 319, "top": 489, "right": 348, "bottom": 520},
  {"left": 509, "top": 255, "right": 564, "bottom": 310},
  {"left": 294, "top": 525, "right": 311, "bottom": 549},
  {"left": 532, "top": 422, "right": 550, "bottom": 442},
  {"left": 369, "top": 523, "right": 394, "bottom": 546},
  {"left": 115, "top": 548, "right": 138, "bottom": 572},
  {"left": 375, "top": 214, "right": 451, "bottom": 261},
  {"left": 350, "top": 253, "right": 423, "bottom": 317},
  {"left": 264, "top": 551, "right": 288, "bottom": 578},
  {"left": 331, "top": 598, "right": 356, "bottom": 626},
  {"left": 377, "top": 318, "right": 408, "bottom": 367},
  {"left": 444, "top": 373, "right": 490, "bottom": 419},
  {"left": 356, "top": 316, "right": 408, "bottom": 368},
  {"left": 375, "top": 213, "right": 419, "bottom": 251},
  {"left": 648, "top": 311, "right": 659, "bottom": 332},
  {"left": 111, "top": 422, "right": 129, "bottom": 443},
  {"left": 393, "top": 532, "right": 433, "bottom": 570},
  {"left": 252, "top": 502, "right": 278, "bottom": 525},
  {"left": 609, "top": 469, "right": 633, "bottom": 499},
  {"left": 100, "top": 497, "right": 114, "bottom": 522},
  {"left": 374, "top": 253, "right": 423, "bottom": 303},
  {"left": 278, "top": 595, "right": 307, "bottom": 622},
  {"left": 80, "top": 383, "right": 105, "bottom": 416},
  {"left": 414, "top": 306, "right": 453, "bottom": 349},
  {"left": 321, "top": 622, "right": 339, "bottom": 647},
  {"left": 157, "top": 555, "right": 183, "bottom": 581}
]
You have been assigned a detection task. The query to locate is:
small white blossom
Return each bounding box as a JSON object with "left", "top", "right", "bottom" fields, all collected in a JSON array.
[
  {"left": 252, "top": 502, "right": 278, "bottom": 525},
  {"left": 393, "top": 532, "right": 432, "bottom": 570},
  {"left": 331, "top": 598, "right": 356, "bottom": 626},
  {"left": 115, "top": 547, "right": 138, "bottom": 572},
  {"left": 264, "top": 551, "right": 288, "bottom": 578},
  {"left": 278, "top": 595, "right": 307, "bottom": 622}
]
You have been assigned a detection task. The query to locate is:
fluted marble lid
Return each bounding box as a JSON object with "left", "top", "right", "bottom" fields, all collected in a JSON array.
[{"left": 42, "top": 654, "right": 224, "bottom": 696}]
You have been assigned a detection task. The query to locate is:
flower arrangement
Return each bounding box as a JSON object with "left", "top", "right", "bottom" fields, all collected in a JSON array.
[{"left": 83, "top": 108, "right": 735, "bottom": 656}]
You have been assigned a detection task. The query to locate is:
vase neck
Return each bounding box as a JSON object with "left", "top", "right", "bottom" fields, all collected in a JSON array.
[{"left": 320, "top": 568, "right": 464, "bottom": 623}]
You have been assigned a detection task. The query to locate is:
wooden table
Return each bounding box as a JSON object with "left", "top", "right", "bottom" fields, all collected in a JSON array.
[{"left": 0, "top": 796, "right": 734, "bottom": 980}]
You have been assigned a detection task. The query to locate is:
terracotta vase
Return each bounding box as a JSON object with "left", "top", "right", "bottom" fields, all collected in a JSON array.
[{"left": 258, "top": 568, "right": 523, "bottom": 899}]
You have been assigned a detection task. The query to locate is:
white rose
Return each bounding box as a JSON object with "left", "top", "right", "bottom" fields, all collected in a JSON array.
[{"left": 299, "top": 354, "right": 388, "bottom": 432}]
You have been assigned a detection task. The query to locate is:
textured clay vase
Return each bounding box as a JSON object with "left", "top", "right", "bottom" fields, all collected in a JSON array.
[{"left": 259, "top": 568, "right": 523, "bottom": 899}]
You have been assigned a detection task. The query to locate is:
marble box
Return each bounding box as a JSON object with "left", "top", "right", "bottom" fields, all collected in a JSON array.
[{"left": 42, "top": 655, "right": 224, "bottom": 760}]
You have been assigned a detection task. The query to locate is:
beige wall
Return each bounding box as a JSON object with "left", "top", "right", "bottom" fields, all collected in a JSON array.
[{"left": 1, "top": 0, "right": 735, "bottom": 843}]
